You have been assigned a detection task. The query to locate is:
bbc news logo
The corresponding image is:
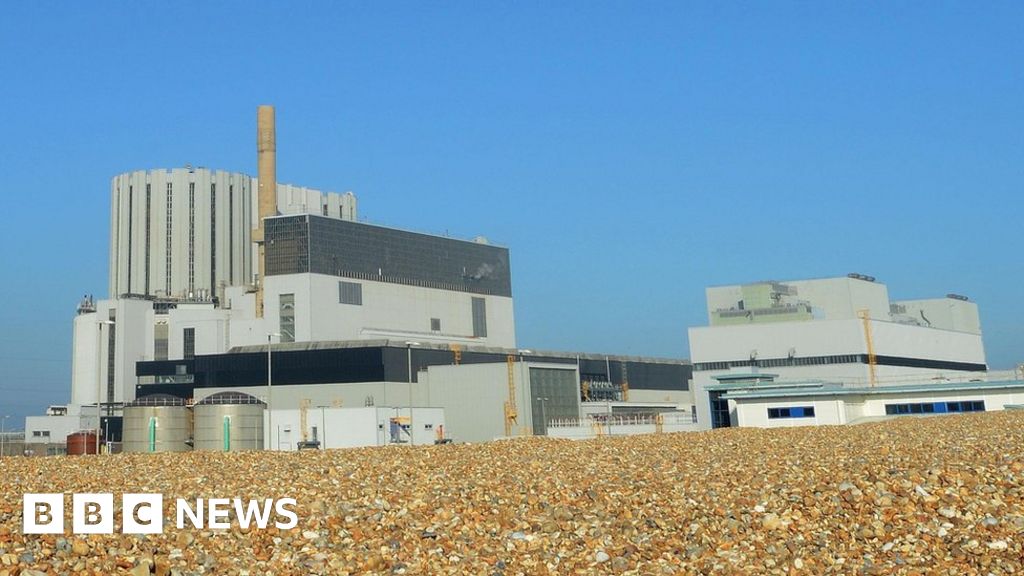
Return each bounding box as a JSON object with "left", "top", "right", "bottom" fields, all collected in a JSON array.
[{"left": 23, "top": 494, "right": 298, "bottom": 534}]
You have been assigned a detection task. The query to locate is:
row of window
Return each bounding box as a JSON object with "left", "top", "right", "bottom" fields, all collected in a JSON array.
[
  {"left": 696, "top": 355, "right": 861, "bottom": 371},
  {"left": 885, "top": 400, "right": 985, "bottom": 415},
  {"left": 767, "top": 406, "right": 816, "bottom": 419}
]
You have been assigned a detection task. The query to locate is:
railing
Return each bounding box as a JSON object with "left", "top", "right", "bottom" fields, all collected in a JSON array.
[{"left": 548, "top": 411, "right": 697, "bottom": 428}]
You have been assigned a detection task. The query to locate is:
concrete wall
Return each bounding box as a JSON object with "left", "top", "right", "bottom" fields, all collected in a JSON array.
[
  {"left": 267, "top": 406, "right": 443, "bottom": 450},
  {"left": 733, "top": 397, "right": 847, "bottom": 428},
  {"left": 227, "top": 273, "right": 517, "bottom": 349},
  {"left": 706, "top": 277, "right": 891, "bottom": 323},
  {"left": 71, "top": 299, "right": 157, "bottom": 408},
  {"left": 892, "top": 298, "right": 981, "bottom": 334},
  {"left": 109, "top": 169, "right": 359, "bottom": 300},
  {"left": 70, "top": 313, "right": 100, "bottom": 406},
  {"left": 24, "top": 413, "right": 96, "bottom": 445},
  {"left": 419, "top": 362, "right": 531, "bottom": 443},
  {"left": 193, "top": 382, "right": 405, "bottom": 413},
  {"left": 731, "top": 386, "right": 1024, "bottom": 428},
  {"left": 109, "top": 169, "right": 254, "bottom": 300},
  {"left": 167, "top": 305, "right": 231, "bottom": 358},
  {"left": 689, "top": 317, "right": 988, "bottom": 430}
]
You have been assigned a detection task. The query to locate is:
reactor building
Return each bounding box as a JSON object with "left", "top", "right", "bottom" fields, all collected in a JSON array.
[{"left": 26, "top": 106, "right": 693, "bottom": 452}]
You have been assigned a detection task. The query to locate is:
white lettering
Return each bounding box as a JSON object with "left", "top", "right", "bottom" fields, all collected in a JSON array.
[
  {"left": 207, "top": 498, "right": 231, "bottom": 529},
  {"left": 176, "top": 498, "right": 204, "bottom": 529},
  {"left": 234, "top": 499, "right": 274, "bottom": 529},
  {"left": 22, "top": 494, "right": 64, "bottom": 534},
  {"left": 123, "top": 493, "right": 163, "bottom": 534},
  {"left": 72, "top": 494, "right": 113, "bottom": 534},
  {"left": 274, "top": 498, "right": 298, "bottom": 529}
]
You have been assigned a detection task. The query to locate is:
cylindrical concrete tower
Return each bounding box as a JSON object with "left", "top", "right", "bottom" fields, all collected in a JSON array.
[{"left": 108, "top": 168, "right": 254, "bottom": 300}]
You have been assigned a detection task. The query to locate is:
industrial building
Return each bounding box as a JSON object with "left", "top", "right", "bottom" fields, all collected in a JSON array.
[
  {"left": 706, "top": 371, "right": 1024, "bottom": 428},
  {"left": 26, "top": 105, "right": 693, "bottom": 451},
  {"left": 133, "top": 341, "right": 691, "bottom": 445},
  {"left": 108, "top": 168, "right": 357, "bottom": 301},
  {"left": 36, "top": 102, "right": 1019, "bottom": 449},
  {"left": 689, "top": 275, "right": 1024, "bottom": 429}
]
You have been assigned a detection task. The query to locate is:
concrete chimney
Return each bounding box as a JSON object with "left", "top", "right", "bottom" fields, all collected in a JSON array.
[{"left": 254, "top": 105, "right": 277, "bottom": 317}]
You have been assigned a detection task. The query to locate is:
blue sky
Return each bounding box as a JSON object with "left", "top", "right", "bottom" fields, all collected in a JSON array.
[{"left": 1, "top": 2, "right": 1022, "bottom": 424}]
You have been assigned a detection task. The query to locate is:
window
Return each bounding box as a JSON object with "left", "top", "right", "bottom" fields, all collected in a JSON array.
[
  {"left": 210, "top": 183, "right": 216, "bottom": 294},
  {"left": 885, "top": 400, "right": 985, "bottom": 416},
  {"left": 768, "top": 406, "right": 815, "bottom": 419},
  {"left": 154, "top": 323, "right": 168, "bottom": 361},
  {"left": 166, "top": 182, "right": 173, "bottom": 294},
  {"left": 472, "top": 297, "right": 487, "bottom": 337},
  {"left": 33, "top": 430, "right": 50, "bottom": 438},
  {"left": 188, "top": 182, "right": 195, "bottom": 293},
  {"left": 183, "top": 327, "right": 195, "bottom": 359},
  {"left": 431, "top": 318, "right": 441, "bottom": 332},
  {"left": 424, "top": 424, "right": 433, "bottom": 430},
  {"left": 279, "top": 294, "right": 295, "bottom": 342},
  {"left": 339, "top": 281, "right": 362, "bottom": 305}
]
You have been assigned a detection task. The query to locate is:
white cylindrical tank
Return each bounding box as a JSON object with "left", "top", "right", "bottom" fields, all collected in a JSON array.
[
  {"left": 193, "top": 391, "right": 265, "bottom": 451},
  {"left": 123, "top": 394, "right": 192, "bottom": 453}
]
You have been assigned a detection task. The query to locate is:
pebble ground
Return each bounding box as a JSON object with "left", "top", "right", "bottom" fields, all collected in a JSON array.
[{"left": 1, "top": 411, "right": 1023, "bottom": 575}]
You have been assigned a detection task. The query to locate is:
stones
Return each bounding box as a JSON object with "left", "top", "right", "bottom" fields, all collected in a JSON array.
[
  {"left": 0, "top": 411, "right": 1022, "bottom": 573},
  {"left": 762, "top": 514, "right": 783, "bottom": 531}
]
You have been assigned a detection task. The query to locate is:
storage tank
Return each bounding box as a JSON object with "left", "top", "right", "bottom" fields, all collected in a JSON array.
[
  {"left": 193, "top": 392, "right": 265, "bottom": 451},
  {"left": 123, "top": 394, "right": 192, "bottom": 453},
  {"left": 66, "top": 431, "right": 100, "bottom": 455}
]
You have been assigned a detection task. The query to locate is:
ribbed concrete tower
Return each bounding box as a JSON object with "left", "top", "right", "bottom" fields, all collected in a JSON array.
[{"left": 255, "top": 105, "right": 277, "bottom": 317}]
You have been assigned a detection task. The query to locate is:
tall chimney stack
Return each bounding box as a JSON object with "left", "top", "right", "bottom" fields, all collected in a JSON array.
[{"left": 255, "top": 105, "right": 277, "bottom": 318}]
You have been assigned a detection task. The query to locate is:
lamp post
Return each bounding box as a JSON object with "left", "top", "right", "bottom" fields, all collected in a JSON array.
[
  {"left": 518, "top": 349, "right": 532, "bottom": 438},
  {"left": 267, "top": 332, "right": 281, "bottom": 450},
  {"left": 96, "top": 319, "right": 115, "bottom": 454},
  {"left": 1, "top": 415, "right": 9, "bottom": 457},
  {"left": 405, "top": 342, "right": 420, "bottom": 445}
]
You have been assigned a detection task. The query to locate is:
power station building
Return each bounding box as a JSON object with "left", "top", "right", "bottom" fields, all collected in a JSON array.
[
  {"left": 26, "top": 106, "right": 693, "bottom": 451},
  {"left": 108, "top": 168, "right": 357, "bottom": 301},
  {"left": 689, "top": 275, "right": 1024, "bottom": 429},
  {"left": 36, "top": 105, "right": 1018, "bottom": 450}
]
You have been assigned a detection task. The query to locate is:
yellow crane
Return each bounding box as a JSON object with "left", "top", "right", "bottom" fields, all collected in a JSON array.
[
  {"left": 504, "top": 354, "right": 518, "bottom": 436},
  {"left": 857, "top": 309, "right": 878, "bottom": 387},
  {"left": 449, "top": 343, "right": 462, "bottom": 365}
]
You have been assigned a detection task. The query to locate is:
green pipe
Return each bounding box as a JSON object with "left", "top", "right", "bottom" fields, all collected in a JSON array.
[
  {"left": 223, "top": 415, "right": 231, "bottom": 452},
  {"left": 148, "top": 417, "right": 156, "bottom": 453}
]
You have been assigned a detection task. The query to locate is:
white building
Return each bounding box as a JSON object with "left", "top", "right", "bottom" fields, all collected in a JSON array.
[
  {"left": 689, "top": 275, "right": 991, "bottom": 429},
  {"left": 134, "top": 341, "right": 692, "bottom": 445},
  {"left": 267, "top": 406, "right": 445, "bottom": 450},
  {"left": 713, "top": 374, "right": 1024, "bottom": 428},
  {"left": 108, "top": 168, "right": 356, "bottom": 301}
]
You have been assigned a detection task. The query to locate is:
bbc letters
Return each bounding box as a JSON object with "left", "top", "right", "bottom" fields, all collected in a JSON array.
[{"left": 23, "top": 494, "right": 298, "bottom": 534}]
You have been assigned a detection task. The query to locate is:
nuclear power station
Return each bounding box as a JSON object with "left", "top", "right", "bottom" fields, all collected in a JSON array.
[{"left": 22, "top": 106, "right": 1024, "bottom": 455}]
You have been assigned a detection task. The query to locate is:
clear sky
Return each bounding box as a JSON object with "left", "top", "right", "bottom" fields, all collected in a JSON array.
[{"left": 1, "top": 2, "right": 1022, "bottom": 425}]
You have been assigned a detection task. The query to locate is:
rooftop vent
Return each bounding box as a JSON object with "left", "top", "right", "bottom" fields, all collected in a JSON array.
[{"left": 847, "top": 273, "right": 876, "bottom": 282}]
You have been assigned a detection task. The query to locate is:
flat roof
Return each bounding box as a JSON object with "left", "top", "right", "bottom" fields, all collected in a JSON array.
[
  {"left": 229, "top": 339, "right": 690, "bottom": 366},
  {"left": 720, "top": 380, "right": 1024, "bottom": 401}
]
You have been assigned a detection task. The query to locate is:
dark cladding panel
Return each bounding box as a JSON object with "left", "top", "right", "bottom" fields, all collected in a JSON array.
[
  {"left": 195, "top": 347, "right": 387, "bottom": 388},
  {"left": 622, "top": 361, "right": 691, "bottom": 391},
  {"left": 265, "top": 216, "right": 310, "bottom": 276},
  {"left": 265, "top": 215, "right": 512, "bottom": 297}
]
